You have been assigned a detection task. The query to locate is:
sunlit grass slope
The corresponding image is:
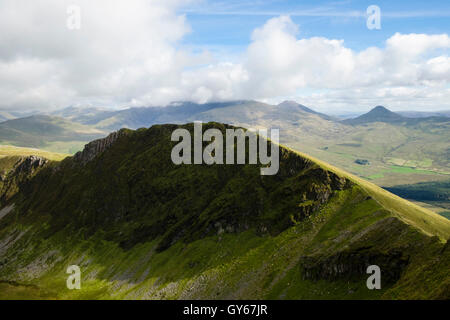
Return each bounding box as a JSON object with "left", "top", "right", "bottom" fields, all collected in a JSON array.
[
  {"left": 285, "top": 146, "right": 450, "bottom": 241},
  {"left": 0, "top": 145, "right": 69, "bottom": 161}
]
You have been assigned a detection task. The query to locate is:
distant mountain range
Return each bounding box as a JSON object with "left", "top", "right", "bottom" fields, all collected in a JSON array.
[
  {"left": 45, "top": 101, "right": 450, "bottom": 131},
  {"left": 398, "top": 110, "right": 450, "bottom": 118},
  {"left": 343, "top": 106, "right": 450, "bottom": 125}
]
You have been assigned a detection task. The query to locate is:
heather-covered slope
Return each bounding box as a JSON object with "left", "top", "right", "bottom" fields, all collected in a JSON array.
[{"left": 0, "top": 123, "right": 448, "bottom": 299}]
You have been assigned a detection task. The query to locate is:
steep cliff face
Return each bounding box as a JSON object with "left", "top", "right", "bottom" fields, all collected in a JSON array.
[
  {"left": 73, "top": 129, "right": 129, "bottom": 165},
  {"left": 0, "top": 123, "right": 448, "bottom": 300},
  {"left": 0, "top": 155, "right": 49, "bottom": 205},
  {"left": 14, "top": 156, "right": 48, "bottom": 174}
]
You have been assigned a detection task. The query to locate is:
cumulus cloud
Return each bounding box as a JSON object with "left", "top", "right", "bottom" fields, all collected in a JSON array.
[
  {"left": 0, "top": 2, "right": 449, "bottom": 112},
  {"left": 0, "top": 0, "right": 194, "bottom": 109},
  {"left": 204, "top": 16, "right": 450, "bottom": 111},
  {"left": 239, "top": 17, "right": 450, "bottom": 95}
]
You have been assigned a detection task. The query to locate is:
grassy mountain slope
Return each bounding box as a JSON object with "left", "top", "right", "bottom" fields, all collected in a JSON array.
[
  {"left": 287, "top": 147, "right": 449, "bottom": 239},
  {"left": 0, "top": 145, "right": 68, "bottom": 162},
  {"left": 0, "top": 123, "right": 448, "bottom": 300},
  {"left": 0, "top": 146, "right": 68, "bottom": 200},
  {"left": 0, "top": 115, "right": 105, "bottom": 154}
]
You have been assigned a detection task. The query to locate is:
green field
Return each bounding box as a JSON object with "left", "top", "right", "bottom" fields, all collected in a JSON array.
[{"left": 0, "top": 145, "right": 69, "bottom": 161}]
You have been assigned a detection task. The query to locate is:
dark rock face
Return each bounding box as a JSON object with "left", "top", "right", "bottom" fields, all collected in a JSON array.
[
  {"left": 74, "top": 130, "right": 127, "bottom": 164},
  {"left": 0, "top": 156, "right": 49, "bottom": 205},
  {"left": 300, "top": 248, "right": 409, "bottom": 284},
  {"left": 14, "top": 156, "right": 48, "bottom": 175},
  {"left": 298, "top": 217, "right": 419, "bottom": 285}
]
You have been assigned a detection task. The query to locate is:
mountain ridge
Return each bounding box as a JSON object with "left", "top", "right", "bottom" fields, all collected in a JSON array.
[
  {"left": 0, "top": 123, "right": 449, "bottom": 299},
  {"left": 0, "top": 102, "right": 448, "bottom": 216}
]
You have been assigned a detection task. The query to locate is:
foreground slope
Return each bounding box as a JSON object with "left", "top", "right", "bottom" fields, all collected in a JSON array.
[{"left": 0, "top": 123, "right": 449, "bottom": 299}]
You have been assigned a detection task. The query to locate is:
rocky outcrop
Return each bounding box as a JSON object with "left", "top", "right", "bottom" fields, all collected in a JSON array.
[
  {"left": 0, "top": 156, "right": 49, "bottom": 205},
  {"left": 14, "top": 156, "right": 48, "bottom": 175},
  {"left": 298, "top": 217, "right": 418, "bottom": 284},
  {"left": 74, "top": 130, "right": 127, "bottom": 165},
  {"left": 300, "top": 247, "right": 409, "bottom": 284}
]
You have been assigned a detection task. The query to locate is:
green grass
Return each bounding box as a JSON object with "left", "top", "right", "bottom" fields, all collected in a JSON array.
[
  {"left": 1, "top": 185, "right": 446, "bottom": 300},
  {"left": 367, "top": 173, "right": 384, "bottom": 180},
  {"left": 389, "top": 165, "right": 439, "bottom": 175},
  {"left": 285, "top": 146, "right": 450, "bottom": 241},
  {"left": 0, "top": 145, "right": 69, "bottom": 161},
  {"left": 0, "top": 282, "right": 57, "bottom": 300}
]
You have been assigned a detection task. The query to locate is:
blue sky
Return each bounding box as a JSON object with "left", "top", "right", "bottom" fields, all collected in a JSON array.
[{"left": 180, "top": 0, "right": 450, "bottom": 55}]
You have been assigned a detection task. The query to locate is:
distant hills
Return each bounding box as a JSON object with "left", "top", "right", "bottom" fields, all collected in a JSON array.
[
  {"left": 0, "top": 115, "right": 105, "bottom": 154},
  {"left": 398, "top": 110, "right": 450, "bottom": 118},
  {"left": 0, "top": 123, "right": 448, "bottom": 299},
  {"left": 342, "top": 106, "right": 406, "bottom": 125},
  {"left": 343, "top": 105, "right": 450, "bottom": 126},
  {"left": 45, "top": 101, "right": 450, "bottom": 131}
]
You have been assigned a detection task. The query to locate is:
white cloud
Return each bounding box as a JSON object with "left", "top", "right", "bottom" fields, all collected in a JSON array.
[
  {"left": 203, "top": 16, "right": 450, "bottom": 111},
  {"left": 0, "top": 3, "right": 449, "bottom": 112},
  {"left": 0, "top": 0, "right": 194, "bottom": 109}
]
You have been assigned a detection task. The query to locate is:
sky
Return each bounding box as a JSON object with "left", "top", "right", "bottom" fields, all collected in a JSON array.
[{"left": 0, "top": 0, "right": 449, "bottom": 114}]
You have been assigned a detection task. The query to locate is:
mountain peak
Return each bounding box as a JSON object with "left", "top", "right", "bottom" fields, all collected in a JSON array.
[
  {"left": 343, "top": 105, "right": 405, "bottom": 125},
  {"left": 278, "top": 100, "right": 307, "bottom": 109},
  {"left": 369, "top": 105, "right": 394, "bottom": 114}
]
